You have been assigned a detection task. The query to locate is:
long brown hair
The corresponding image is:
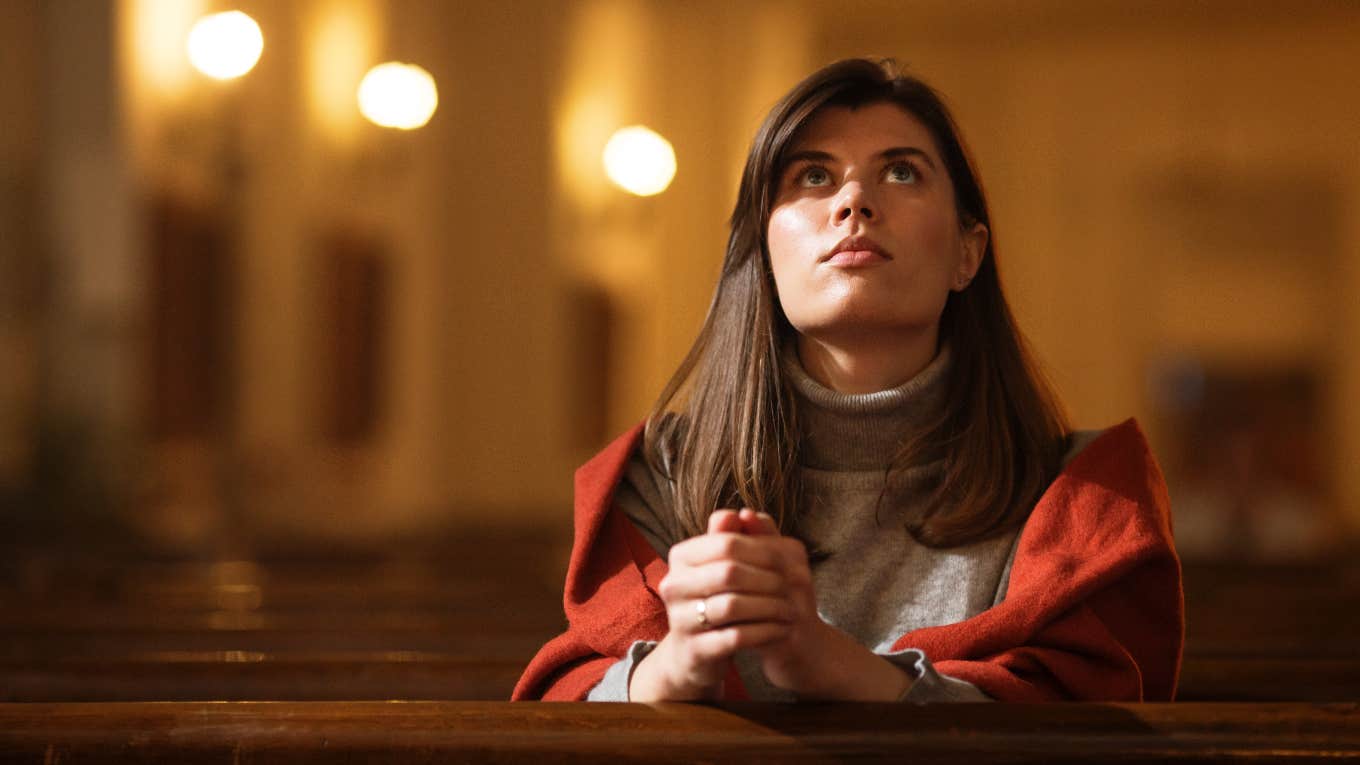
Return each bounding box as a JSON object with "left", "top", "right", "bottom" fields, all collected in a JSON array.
[{"left": 644, "top": 58, "right": 1071, "bottom": 548}]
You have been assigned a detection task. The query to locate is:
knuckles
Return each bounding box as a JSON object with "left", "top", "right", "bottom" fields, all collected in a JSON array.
[
  {"left": 712, "top": 534, "right": 742, "bottom": 559},
  {"left": 707, "top": 592, "right": 734, "bottom": 621},
  {"left": 657, "top": 574, "right": 680, "bottom": 602},
  {"left": 714, "top": 561, "right": 742, "bottom": 589},
  {"left": 780, "top": 536, "right": 808, "bottom": 561}
]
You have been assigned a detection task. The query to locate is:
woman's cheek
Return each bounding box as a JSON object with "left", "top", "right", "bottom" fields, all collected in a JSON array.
[
  {"left": 768, "top": 218, "right": 811, "bottom": 320},
  {"left": 771, "top": 264, "right": 809, "bottom": 329}
]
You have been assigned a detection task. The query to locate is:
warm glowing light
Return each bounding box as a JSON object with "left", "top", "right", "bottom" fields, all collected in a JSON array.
[
  {"left": 357, "top": 62, "right": 439, "bottom": 130},
  {"left": 305, "top": 0, "right": 382, "bottom": 148},
  {"left": 186, "top": 11, "right": 264, "bottom": 80},
  {"left": 124, "top": 0, "right": 209, "bottom": 102},
  {"left": 602, "top": 126, "right": 676, "bottom": 196}
]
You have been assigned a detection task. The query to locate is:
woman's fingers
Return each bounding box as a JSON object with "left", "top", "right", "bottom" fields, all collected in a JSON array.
[
  {"left": 658, "top": 558, "right": 785, "bottom": 602},
  {"left": 692, "top": 592, "right": 793, "bottom": 629},
  {"left": 681, "top": 621, "right": 790, "bottom": 662},
  {"left": 667, "top": 592, "right": 792, "bottom": 635},
  {"left": 774, "top": 536, "right": 812, "bottom": 583},
  {"left": 711, "top": 508, "right": 777, "bottom": 536},
  {"left": 669, "top": 530, "right": 809, "bottom": 586},
  {"left": 707, "top": 509, "right": 743, "bottom": 534},
  {"left": 738, "top": 509, "right": 779, "bottom": 536},
  {"left": 670, "top": 531, "right": 785, "bottom": 571}
]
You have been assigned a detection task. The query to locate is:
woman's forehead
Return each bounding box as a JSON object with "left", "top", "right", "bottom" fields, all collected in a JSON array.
[{"left": 787, "top": 102, "right": 938, "bottom": 157}]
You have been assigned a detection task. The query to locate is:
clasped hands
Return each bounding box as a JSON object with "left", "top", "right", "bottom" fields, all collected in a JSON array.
[{"left": 627, "top": 508, "right": 911, "bottom": 702}]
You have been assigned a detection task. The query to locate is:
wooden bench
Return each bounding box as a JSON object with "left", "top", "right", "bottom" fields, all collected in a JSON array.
[
  {"left": 0, "top": 554, "right": 561, "bottom": 701},
  {"left": 1177, "top": 657, "right": 1360, "bottom": 702},
  {"left": 5, "top": 652, "right": 1357, "bottom": 703},
  {"left": 0, "top": 653, "right": 525, "bottom": 702},
  {"left": 2, "top": 553, "right": 1356, "bottom": 704},
  {"left": 0, "top": 701, "right": 1354, "bottom": 763}
]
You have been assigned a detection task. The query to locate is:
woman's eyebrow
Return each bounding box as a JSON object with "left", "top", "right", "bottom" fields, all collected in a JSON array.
[
  {"left": 782, "top": 149, "right": 836, "bottom": 166},
  {"left": 878, "top": 146, "right": 937, "bottom": 170},
  {"left": 782, "top": 147, "right": 938, "bottom": 170}
]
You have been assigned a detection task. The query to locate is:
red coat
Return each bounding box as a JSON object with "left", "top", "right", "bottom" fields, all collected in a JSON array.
[{"left": 512, "top": 418, "right": 1183, "bottom": 702}]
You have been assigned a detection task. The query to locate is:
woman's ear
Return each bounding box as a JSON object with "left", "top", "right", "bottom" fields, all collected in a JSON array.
[{"left": 953, "top": 222, "right": 988, "bottom": 291}]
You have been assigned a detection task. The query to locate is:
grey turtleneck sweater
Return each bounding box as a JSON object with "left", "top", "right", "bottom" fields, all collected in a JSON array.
[{"left": 587, "top": 347, "right": 1091, "bottom": 703}]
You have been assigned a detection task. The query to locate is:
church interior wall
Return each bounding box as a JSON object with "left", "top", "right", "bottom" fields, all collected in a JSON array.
[{"left": 1, "top": 0, "right": 1355, "bottom": 558}]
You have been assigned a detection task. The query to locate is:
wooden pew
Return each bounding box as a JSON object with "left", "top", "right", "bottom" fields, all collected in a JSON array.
[
  {"left": 0, "top": 653, "right": 525, "bottom": 702},
  {"left": 0, "top": 701, "right": 1354, "bottom": 763},
  {"left": 1182, "top": 559, "right": 1360, "bottom": 659},
  {"left": 1178, "top": 558, "right": 1360, "bottom": 700},
  {"left": 0, "top": 553, "right": 562, "bottom": 702},
  {"left": 3, "top": 552, "right": 1357, "bottom": 704},
  {"left": 0, "top": 559, "right": 563, "bottom": 654},
  {"left": 6, "top": 652, "right": 1357, "bottom": 703},
  {"left": 1177, "top": 657, "right": 1360, "bottom": 702}
]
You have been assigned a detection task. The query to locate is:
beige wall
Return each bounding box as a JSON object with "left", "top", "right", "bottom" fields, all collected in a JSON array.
[
  {"left": 117, "top": 0, "right": 571, "bottom": 541},
  {"left": 564, "top": 1, "right": 1360, "bottom": 527},
  {"left": 9, "top": 0, "right": 1357, "bottom": 546},
  {"left": 551, "top": 0, "right": 819, "bottom": 443},
  {"left": 823, "top": 4, "right": 1360, "bottom": 520}
]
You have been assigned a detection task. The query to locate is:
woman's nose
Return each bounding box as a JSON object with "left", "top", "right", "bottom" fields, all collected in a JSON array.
[{"left": 834, "top": 182, "right": 875, "bottom": 223}]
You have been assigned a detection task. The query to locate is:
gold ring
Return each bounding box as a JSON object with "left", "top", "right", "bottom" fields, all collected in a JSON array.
[{"left": 695, "top": 598, "right": 710, "bottom": 629}]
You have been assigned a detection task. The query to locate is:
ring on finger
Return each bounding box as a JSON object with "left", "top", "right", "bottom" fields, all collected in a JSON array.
[{"left": 695, "top": 597, "right": 711, "bottom": 629}]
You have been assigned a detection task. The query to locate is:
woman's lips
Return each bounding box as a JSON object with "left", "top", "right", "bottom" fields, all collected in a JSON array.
[
  {"left": 822, "top": 235, "right": 892, "bottom": 267},
  {"left": 824, "top": 249, "right": 890, "bottom": 268}
]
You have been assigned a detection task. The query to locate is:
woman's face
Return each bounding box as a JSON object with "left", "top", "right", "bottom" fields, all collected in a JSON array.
[{"left": 767, "top": 102, "right": 987, "bottom": 346}]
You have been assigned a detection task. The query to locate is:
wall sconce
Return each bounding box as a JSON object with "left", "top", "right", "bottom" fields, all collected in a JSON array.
[
  {"left": 186, "top": 10, "right": 264, "bottom": 81},
  {"left": 357, "top": 62, "right": 439, "bottom": 130},
  {"left": 602, "top": 125, "right": 675, "bottom": 197}
]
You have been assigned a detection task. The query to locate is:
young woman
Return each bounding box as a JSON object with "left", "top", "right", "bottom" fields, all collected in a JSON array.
[{"left": 514, "top": 59, "right": 1182, "bottom": 703}]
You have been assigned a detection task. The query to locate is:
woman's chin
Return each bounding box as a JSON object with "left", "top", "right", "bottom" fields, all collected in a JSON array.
[{"left": 790, "top": 313, "right": 933, "bottom": 345}]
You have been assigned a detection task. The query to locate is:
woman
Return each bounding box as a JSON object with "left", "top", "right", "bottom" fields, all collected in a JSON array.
[{"left": 514, "top": 59, "right": 1182, "bottom": 703}]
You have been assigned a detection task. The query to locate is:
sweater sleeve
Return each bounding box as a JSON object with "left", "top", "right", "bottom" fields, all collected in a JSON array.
[
  {"left": 883, "top": 648, "right": 992, "bottom": 702},
  {"left": 585, "top": 640, "right": 659, "bottom": 701}
]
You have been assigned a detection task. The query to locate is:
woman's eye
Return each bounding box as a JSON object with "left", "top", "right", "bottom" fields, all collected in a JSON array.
[
  {"left": 799, "top": 167, "right": 832, "bottom": 187},
  {"left": 885, "top": 162, "right": 917, "bottom": 184}
]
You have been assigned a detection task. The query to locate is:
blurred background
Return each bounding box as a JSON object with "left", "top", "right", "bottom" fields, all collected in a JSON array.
[{"left": 0, "top": 0, "right": 1357, "bottom": 703}]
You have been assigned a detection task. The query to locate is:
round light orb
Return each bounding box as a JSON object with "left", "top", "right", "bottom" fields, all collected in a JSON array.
[
  {"left": 186, "top": 11, "right": 264, "bottom": 80},
  {"left": 357, "top": 62, "right": 439, "bottom": 130},
  {"left": 602, "top": 126, "right": 676, "bottom": 197}
]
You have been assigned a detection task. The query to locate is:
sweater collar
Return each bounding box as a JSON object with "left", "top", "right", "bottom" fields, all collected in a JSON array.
[{"left": 781, "top": 341, "right": 951, "bottom": 471}]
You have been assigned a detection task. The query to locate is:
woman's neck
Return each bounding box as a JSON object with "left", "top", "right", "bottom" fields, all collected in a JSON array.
[{"left": 795, "top": 330, "right": 939, "bottom": 395}]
